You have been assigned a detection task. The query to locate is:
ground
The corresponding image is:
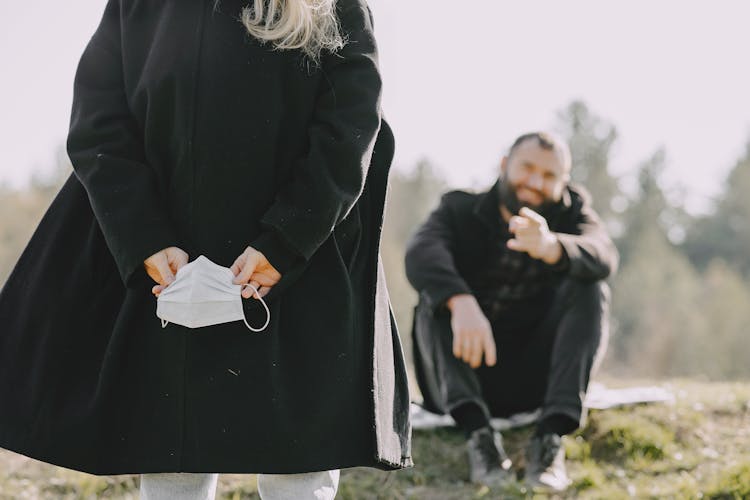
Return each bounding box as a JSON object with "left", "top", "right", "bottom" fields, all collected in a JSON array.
[{"left": 1, "top": 379, "right": 749, "bottom": 499}]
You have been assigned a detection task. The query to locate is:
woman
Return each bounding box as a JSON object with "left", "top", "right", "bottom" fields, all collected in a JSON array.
[{"left": 0, "top": 0, "right": 412, "bottom": 498}]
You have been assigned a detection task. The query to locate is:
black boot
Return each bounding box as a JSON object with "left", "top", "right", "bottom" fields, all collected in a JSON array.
[
  {"left": 466, "top": 426, "right": 513, "bottom": 487},
  {"left": 524, "top": 433, "right": 571, "bottom": 492}
]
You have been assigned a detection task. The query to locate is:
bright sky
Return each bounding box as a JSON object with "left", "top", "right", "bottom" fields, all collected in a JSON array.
[{"left": 1, "top": 1, "right": 748, "bottom": 214}]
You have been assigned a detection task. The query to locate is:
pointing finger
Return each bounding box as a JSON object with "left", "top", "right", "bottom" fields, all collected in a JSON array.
[{"left": 519, "top": 207, "right": 545, "bottom": 225}]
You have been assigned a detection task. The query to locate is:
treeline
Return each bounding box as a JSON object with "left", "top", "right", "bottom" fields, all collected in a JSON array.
[{"left": 1, "top": 101, "right": 748, "bottom": 379}]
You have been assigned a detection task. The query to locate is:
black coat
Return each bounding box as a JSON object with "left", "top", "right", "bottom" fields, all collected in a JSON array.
[{"left": 0, "top": 0, "right": 412, "bottom": 475}]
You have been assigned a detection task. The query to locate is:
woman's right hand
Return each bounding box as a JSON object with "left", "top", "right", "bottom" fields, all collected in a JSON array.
[{"left": 144, "top": 246, "right": 189, "bottom": 297}]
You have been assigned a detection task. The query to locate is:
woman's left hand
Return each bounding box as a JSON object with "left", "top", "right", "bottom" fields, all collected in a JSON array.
[{"left": 231, "top": 246, "right": 281, "bottom": 299}]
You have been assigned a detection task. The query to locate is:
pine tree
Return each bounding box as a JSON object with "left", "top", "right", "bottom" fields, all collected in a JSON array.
[
  {"left": 684, "top": 139, "right": 750, "bottom": 277},
  {"left": 556, "top": 100, "right": 622, "bottom": 230}
]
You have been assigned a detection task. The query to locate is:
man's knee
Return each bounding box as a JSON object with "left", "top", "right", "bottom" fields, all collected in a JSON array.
[
  {"left": 555, "top": 279, "right": 611, "bottom": 374},
  {"left": 547, "top": 278, "right": 611, "bottom": 354}
]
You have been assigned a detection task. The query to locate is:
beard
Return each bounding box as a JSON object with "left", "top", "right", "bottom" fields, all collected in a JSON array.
[{"left": 498, "top": 174, "right": 556, "bottom": 218}]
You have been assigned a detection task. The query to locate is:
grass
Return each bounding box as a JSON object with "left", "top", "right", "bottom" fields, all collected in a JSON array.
[{"left": 1, "top": 379, "right": 750, "bottom": 499}]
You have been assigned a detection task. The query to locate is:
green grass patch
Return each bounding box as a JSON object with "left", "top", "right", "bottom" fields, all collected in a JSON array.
[
  {"left": 564, "top": 435, "right": 591, "bottom": 461},
  {"left": 583, "top": 409, "right": 676, "bottom": 461},
  {"left": 704, "top": 460, "right": 750, "bottom": 499},
  {"left": 569, "top": 459, "right": 605, "bottom": 490}
]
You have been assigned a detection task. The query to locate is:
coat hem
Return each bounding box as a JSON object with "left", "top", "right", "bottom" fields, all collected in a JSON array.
[{"left": 0, "top": 423, "right": 412, "bottom": 476}]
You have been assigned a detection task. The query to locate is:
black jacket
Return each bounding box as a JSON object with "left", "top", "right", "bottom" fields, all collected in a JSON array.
[
  {"left": 405, "top": 179, "right": 619, "bottom": 316},
  {"left": 0, "top": 0, "right": 411, "bottom": 474}
]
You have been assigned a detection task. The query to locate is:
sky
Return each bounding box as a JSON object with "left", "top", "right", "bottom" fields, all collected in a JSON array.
[{"left": 1, "top": 1, "right": 749, "bottom": 214}]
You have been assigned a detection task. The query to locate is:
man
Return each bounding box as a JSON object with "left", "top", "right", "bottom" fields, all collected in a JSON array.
[{"left": 405, "top": 132, "right": 618, "bottom": 491}]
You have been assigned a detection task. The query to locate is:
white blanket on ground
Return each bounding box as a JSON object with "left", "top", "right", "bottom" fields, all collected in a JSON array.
[{"left": 410, "top": 382, "right": 675, "bottom": 431}]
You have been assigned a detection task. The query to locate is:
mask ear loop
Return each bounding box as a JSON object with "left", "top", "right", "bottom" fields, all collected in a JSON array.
[
  {"left": 159, "top": 284, "right": 172, "bottom": 328},
  {"left": 240, "top": 284, "right": 271, "bottom": 332}
]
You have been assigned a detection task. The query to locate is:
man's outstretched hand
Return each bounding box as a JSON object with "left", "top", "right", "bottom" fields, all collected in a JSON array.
[{"left": 507, "top": 207, "right": 563, "bottom": 265}]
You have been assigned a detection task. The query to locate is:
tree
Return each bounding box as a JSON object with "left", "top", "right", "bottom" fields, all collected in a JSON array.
[
  {"left": 684, "top": 138, "right": 750, "bottom": 278},
  {"left": 606, "top": 150, "right": 704, "bottom": 377},
  {"left": 616, "top": 148, "right": 669, "bottom": 264},
  {"left": 555, "top": 100, "right": 622, "bottom": 231}
]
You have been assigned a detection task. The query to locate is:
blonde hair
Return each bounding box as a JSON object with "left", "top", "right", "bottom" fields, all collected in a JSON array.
[{"left": 232, "top": 0, "right": 346, "bottom": 63}]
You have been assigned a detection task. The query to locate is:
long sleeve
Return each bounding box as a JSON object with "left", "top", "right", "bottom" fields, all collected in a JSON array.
[
  {"left": 554, "top": 188, "right": 619, "bottom": 281},
  {"left": 404, "top": 193, "right": 473, "bottom": 314},
  {"left": 66, "top": 0, "right": 179, "bottom": 287},
  {"left": 250, "top": 0, "right": 382, "bottom": 273}
]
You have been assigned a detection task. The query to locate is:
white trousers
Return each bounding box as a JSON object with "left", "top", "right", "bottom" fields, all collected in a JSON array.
[{"left": 139, "top": 470, "right": 340, "bottom": 500}]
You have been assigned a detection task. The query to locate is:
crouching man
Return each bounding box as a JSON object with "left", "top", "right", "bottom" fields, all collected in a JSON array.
[{"left": 405, "top": 132, "right": 618, "bottom": 492}]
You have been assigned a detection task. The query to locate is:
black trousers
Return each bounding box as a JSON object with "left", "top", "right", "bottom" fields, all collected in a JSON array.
[{"left": 412, "top": 278, "right": 610, "bottom": 432}]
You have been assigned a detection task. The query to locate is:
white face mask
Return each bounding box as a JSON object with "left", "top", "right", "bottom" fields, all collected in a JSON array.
[{"left": 155, "top": 255, "right": 270, "bottom": 332}]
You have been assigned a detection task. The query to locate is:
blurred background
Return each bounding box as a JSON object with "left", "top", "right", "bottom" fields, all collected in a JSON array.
[{"left": 1, "top": 0, "right": 749, "bottom": 383}]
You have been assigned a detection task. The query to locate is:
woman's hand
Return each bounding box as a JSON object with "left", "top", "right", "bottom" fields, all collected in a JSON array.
[
  {"left": 231, "top": 246, "right": 281, "bottom": 299},
  {"left": 145, "top": 246, "right": 189, "bottom": 297}
]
